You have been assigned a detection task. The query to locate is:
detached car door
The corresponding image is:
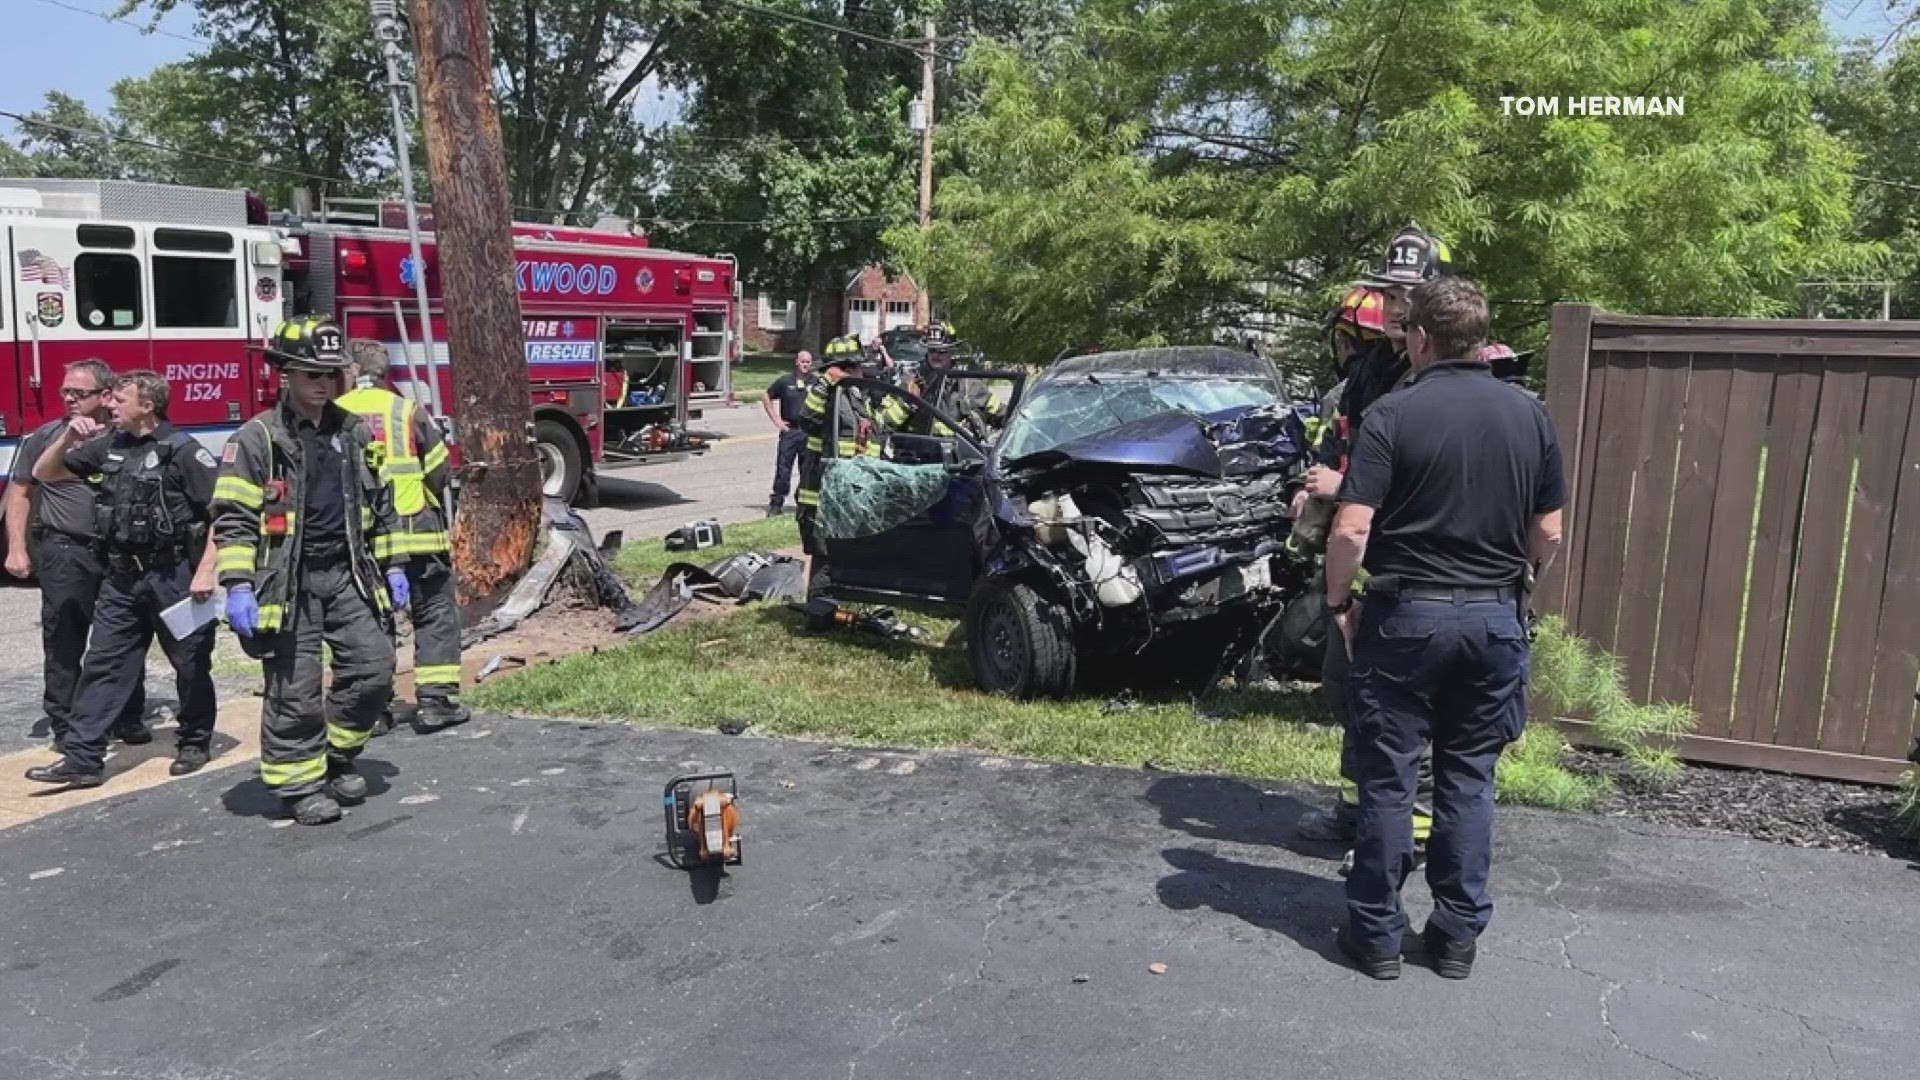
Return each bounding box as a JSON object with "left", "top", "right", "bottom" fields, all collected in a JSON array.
[{"left": 814, "top": 376, "right": 996, "bottom": 606}]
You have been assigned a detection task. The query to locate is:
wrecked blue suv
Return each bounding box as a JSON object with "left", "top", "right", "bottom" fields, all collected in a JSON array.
[{"left": 811, "top": 346, "right": 1317, "bottom": 697}]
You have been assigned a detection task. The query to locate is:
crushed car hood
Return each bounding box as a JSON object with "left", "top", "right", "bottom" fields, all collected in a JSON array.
[{"left": 1004, "top": 411, "right": 1225, "bottom": 478}]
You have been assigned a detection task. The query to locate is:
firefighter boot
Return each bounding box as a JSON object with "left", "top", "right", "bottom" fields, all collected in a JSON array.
[
  {"left": 326, "top": 760, "right": 369, "bottom": 804},
  {"left": 1297, "top": 798, "right": 1358, "bottom": 843},
  {"left": 286, "top": 793, "right": 343, "bottom": 826},
  {"left": 416, "top": 695, "right": 471, "bottom": 732}
]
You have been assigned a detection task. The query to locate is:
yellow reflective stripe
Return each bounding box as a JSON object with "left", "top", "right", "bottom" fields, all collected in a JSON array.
[
  {"left": 805, "top": 437, "right": 824, "bottom": 453},
  {"left": 384, "top": 460, "right": 424, "bottom": 475},
  {"left": 388, "top": 397, "right": 410, "bottom": 459},
  {"left": 371, "top": 535, "right": 396, "bottom": 560},
  {"left": 257, "top": 603, "right": 285, "bottom": 631},
  {"left": 261, "top": 755, "right": 325, "bottom": 788},
  {"left": 795, "top": 488, "right": 820, "bottom": 506},
  {"left": 1413, "top": 812, "right": 1433, "bottom": 841},
  {"left": 216, "top": 545, "right": 257, "bottom": 573},
  {"left": 327, "top": 722, "right": 372, "bottom": 751},
  {"left": 415, "top": 664, "right": 462, "bottom": 687},
  {"left": 213, "top": 476, "right": 264, "bottom": 508},
  {"left": 360, "top": 507, "right": 374, "bottom": 528},
  {"left": 422, "top": 442, "right": 449, "bottom": 473},
  {"left": 392, "top": 531, "right": 449, "bottom": 554}
]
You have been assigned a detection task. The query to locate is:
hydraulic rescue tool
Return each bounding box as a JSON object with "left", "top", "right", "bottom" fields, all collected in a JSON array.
[{"left": 663, "top": 772, "right": 742, "bottom": 869}]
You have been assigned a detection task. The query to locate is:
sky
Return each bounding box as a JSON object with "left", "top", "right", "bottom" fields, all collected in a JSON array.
[{"left": 0, "top": 0, "right": 1907, "bottom": 149}]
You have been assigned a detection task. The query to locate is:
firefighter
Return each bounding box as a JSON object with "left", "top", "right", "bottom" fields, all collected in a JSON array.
[
  {"left": 213, "top": 317, "right": 405, "bottom": 827},
  {"left": 23, "top": 370, "right": 222, "bottom": 788},
  {"left": 1295, "top": 225, "right": 1453, "bottom": 868},
  {"left": 795, "top": 339, "right": 883, "bottom": 558},
  {"left": 340, "top": 339, "right": 467, "bottom": 733},
  {"left": 916, "top": 338, "right": 1001, "bottom": 440}
]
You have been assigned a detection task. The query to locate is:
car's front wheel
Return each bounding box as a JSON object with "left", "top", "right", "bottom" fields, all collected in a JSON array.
[{"left": 964, "top": 576, "right": 1077, "bottom": 697}]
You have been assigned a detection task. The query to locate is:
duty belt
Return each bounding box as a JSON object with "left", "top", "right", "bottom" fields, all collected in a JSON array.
[{"left": 1388, "top": 584, "right": 1517, "bottom": 604}]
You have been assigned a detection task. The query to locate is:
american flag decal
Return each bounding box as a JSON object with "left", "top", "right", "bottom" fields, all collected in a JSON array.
[{"left": 17, "top": 249, "right": 70, "bottom": 289}]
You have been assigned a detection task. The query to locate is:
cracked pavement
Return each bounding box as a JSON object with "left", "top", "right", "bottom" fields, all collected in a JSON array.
[{"left": 2, "top": 718, "right": 1917, "bottom": 1080}]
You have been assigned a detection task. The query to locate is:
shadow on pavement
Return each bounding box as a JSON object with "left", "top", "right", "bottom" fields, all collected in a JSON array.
[
  {"left": 219, "top": 758, "right": 401, "bottom": 819},
  {"left": 591, "top": 479, "right": 695, "bottom": 512},
  {"left": 1146, "top": 774, "right": 1350, "bottom": 963}
]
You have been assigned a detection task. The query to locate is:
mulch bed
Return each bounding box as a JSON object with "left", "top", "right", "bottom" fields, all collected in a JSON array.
[{"left": 1565, "top": 748, "right": 1920, "bottom": 862}]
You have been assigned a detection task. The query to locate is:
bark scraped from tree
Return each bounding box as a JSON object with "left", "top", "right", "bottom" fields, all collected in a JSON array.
[{"left": 409, "top": 0, "right": 539, "bottom": 605}]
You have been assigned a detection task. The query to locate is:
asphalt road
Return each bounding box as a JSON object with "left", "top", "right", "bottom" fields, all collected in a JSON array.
[{"left": 2, "top": 720, "right": 1916, "bottom": 1080}]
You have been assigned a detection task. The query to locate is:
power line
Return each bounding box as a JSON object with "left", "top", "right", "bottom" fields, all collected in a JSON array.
[
  {"left": 1851, "top": 171, "right": 1920, "bottom": 193},
  {"left": 31, "top": 0, "right": 314, "bottom": 77},
  {"left": 1, "top": 107, "right": 895, "bottom": 229},
  {"left": 0, "top": 108, "right": 362, "bottom": 186},
  {"left": 705, "top": 0, "right": 959, "bottom": 62}
]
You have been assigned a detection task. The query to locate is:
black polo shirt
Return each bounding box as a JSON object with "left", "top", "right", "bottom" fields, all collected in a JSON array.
[
  {"left": 294, "top": 413, "right": 348, "bottom": 542},
  {"left": 1338, "top": 360, "right": 1565, "bottom": 589},
  {"left": 13, "top": 419, "right": 98, "bottom": 539},
  {"left": 767, "top": 372, "right": 813, "bottom": 426}
]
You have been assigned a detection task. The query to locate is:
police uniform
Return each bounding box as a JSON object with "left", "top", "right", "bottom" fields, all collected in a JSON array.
[
  {"left": 1334, "top": 356, "right": 1565, "bottom": 969},
  {"left": 213, "top": 317, "right": 401, "bottom": 823},
  {"left": 337, "top": 377, "right": 466, "bottom": 729},
  {"left": 38, "top": 423, "right": 220, "bottom": 780},
  {"left": 11, "top": 418, "right": 146, "bottom": 747}
]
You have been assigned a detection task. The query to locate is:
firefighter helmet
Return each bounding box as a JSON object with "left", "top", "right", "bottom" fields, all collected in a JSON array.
[
  {"left": 821, "top": 336, "right": 864, "bottom": 368},
  {"left": 264, "top": 316, "right": 351, "bottom": 372},
  {"left": 1359, "top": 225, "right": 1455, "bottom": 288},
  {"left": 1328, "top": 286, "right": 1389, "bottom": 338}
]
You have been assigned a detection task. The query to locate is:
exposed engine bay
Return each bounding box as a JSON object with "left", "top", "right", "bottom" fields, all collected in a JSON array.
[{"left": 995, "top": 402, "right": 1317, "bottom": 679}]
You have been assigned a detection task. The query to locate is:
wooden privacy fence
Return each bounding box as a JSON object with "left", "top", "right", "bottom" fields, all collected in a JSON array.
[{"left": 1539, "top": 304, "right": 1920, "bottom": 785}]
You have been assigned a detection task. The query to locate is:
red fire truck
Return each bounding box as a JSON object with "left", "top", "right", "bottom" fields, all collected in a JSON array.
[{"left": 0, "top": 177, "right": 739, "bottom": 520}]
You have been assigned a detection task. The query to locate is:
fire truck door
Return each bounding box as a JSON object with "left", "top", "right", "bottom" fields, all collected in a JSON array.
[
  {"left": 146, "top": 225, "right": 255, "bottom": 430},
  {"left": 9, "top": 219, "right": 151, "bottom": 430}
]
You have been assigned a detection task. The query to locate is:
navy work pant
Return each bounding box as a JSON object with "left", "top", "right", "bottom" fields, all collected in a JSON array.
[
  {"left": 37, "top": 533, "right": 145, "bottom": 740},
  {"left": 63, "top": 560, "right": 216, "bottom": 773},
  {"left": 771, "top": 427, "right": 806, "bottom": 505},
  {"left": 1345, "top": 592, "right": 1528, "bottom": 953}
]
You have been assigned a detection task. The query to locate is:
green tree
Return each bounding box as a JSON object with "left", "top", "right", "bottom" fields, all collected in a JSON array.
[
  {"left": 1821, "top": 33, "right": 1920, "bottom": 317},
  {"left": 898, "top": 0, "right": 1884, "bottom": 368}
]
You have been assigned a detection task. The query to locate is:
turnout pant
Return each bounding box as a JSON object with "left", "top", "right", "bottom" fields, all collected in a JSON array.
[
  {"left": 62, "top": 559, "right": 215, "bottom": 774},
  {"left": 1345, "top": 592, "right": 1528, "bottom": 954},
  {"left": 1324, "top": 631, "right": 1432, "bottom": 838},
  {"left": 259, "top": 557, "right": 396, "bottom": 800},
  {"left": 36, "top": 533, "right": 144, "bottom": 740},
  {"left": 404, "top": 554, "right": 462, "bottom": 704},
  {"left": 771, "top": 428, "right": 806, "bottom": 506}
]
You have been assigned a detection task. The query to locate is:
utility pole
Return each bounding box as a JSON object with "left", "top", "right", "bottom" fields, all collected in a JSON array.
[
  {"left": 409, "top": 0, "right": 540, "bottom": 605},
  {"left": 916, "top": 17, "right": 936, "bottom": 326}
]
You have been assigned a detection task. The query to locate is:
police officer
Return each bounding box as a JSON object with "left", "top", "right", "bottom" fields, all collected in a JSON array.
[
  {"left": 5, "top": 358, "right": 147, "bottom": 750},
  {"left": 340, "top": 339, "right": 467, "bottom": 732},
  {"left": 24, "top": 371, "right": 221, "bottom": 787},
  {"left": 213, "top": 317, "right": 405, "bottom": 827},
  {"left": 1296, "top": 227, "right": 1455, "bottom": 868},
  {"left": 795, "top": 339, "right": 883, "bottom": 560},
  {"left": 1324, "top": 275, "right": 1565, "bottom": 980}
]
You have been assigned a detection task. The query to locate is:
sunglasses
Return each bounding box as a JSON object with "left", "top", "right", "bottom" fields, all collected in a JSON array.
[
  {"left": 59, "top": 387, "right": 104, "bottom": 400},
  {"left": 290, "top": 370, "right": 337, "bottom": 382}
]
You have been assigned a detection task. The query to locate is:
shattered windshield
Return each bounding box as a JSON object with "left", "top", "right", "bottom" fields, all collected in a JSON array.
[{"left": 997, "top": 376, "right": 1279, "bottom": 463}]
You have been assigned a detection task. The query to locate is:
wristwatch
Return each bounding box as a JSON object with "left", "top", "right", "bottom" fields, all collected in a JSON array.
[{"left": 1324, "top": 594, "right": 1354, "bottom": 615}]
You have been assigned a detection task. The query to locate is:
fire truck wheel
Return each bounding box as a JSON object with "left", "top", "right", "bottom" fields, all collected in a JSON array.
[{"left": 533, "top": 419, "right": 584, "bottom": 504}]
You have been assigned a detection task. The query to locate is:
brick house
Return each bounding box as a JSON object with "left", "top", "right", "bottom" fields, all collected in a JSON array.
[{"left": 742, "top": 264, "right": 922, "bottom": 355}]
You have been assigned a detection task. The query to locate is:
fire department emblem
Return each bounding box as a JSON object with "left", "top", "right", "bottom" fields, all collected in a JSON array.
[
  {"left": 36, "top": 292, "right": 64, "bottom": 327},
  {"left": 635, "top": 268, "right": 655, "bottom": 294},
  {"left": 255, "top": 276, "right": 278, "bottom": 302}
]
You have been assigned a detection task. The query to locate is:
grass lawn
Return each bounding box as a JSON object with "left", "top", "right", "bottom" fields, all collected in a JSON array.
[
  {"left": 470, "top": 583, "right": 1603, "bottom": 811},
  {"left": 610, "top": 515, "right": 800, "bottom": 586},
  {"left": 732, "top": 353, "right": 795, "bottom": 398}
]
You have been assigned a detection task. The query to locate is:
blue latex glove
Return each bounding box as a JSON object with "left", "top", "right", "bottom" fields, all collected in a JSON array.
[
  {"left": 227, "top": 585, "right": 258, "bottom": 636},
  {"left": 387, "top": 567, "right": 411, "bottom": 610}
]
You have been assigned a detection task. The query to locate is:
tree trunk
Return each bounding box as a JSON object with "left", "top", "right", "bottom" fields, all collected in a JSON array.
[{"left": 410, "top": 0, "right": 540, "bottom": 605}]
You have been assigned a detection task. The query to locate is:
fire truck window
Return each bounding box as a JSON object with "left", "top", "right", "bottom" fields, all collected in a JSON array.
[
  {"left": 76, "top": 224, "right": 136, "bottom": 249},
  {"left": 154, "top": 228, "right": 235, "bottom": 254},
  {"left": 75, "top": 254, "right": 142, "bottom": 332},
  {"left": 154, "top": 256, "right": 238, "bottom": 329}
]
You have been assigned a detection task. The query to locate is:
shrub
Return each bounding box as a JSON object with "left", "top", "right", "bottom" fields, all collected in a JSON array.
[
  {"left": 1896, "top": 771, "right": 1920, "bottom": 840},
  {"left": 1530, "top": 615, "right": 1698, "bottom": 787}
]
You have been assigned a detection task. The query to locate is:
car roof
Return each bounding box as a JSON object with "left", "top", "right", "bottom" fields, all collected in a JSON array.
[{"left": 1045, "top": 346, "right": 1277, "bottom": 382}]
